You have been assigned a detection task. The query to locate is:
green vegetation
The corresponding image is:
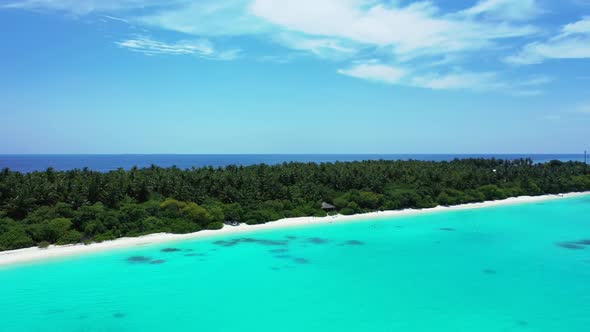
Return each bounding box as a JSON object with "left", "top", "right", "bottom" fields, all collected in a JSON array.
[{"left": 0, "top": 159, "right": 588, "bottom": 251}]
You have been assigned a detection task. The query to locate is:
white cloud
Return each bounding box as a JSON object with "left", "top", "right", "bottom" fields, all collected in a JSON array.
[
  {"left": 501, "top": 76, "right": 552, "bottom": 96},
  {"left": 1, "top": 0, "right": 173, "bottom": 15},
  {"left": 410, "top": 72, "right": 502, "bottom": 90},
  {"left": 519, "top": 75, "right": 553, "bottom": 86},
  {"left": 505, "top": 38, "right": 590, "bottom": 64},
  {"left": 136, "top": 1, "right": 268, "bottom": 36},
  {"left": 338, "top": 63, "right": 406, "bottom": 84},
  {"left": 102, "top": 15, "right": 130, "bottom": 24},
  {"left": 540, "top": 102, "right": 590, "bottom": 121},
  {"left": 3, "top": 0, "right": 541, "bottom": 63},
  {"left": 338, "top": 61, "right": 504, "bottom": 91},
  {"left": 338, "top": 61, "right": 553, "bottom": 94},
  {"left": 273, "top": 32, "right": 358, "bottom": 59},
  {"left": 541, "top": 102, "right": 590, "bottom": 121},
  {"left": 562, "top": 16, "right": 590, "bottom": 35},
  {"left": 2, "top": 0, "right": 569, "bottom": 94},
  {"left": 505, "top": 17, "right": 590, "bottom": 64},
  {"left": 511, "top": 89, "right": 543, "bottom": 97},
  {"left": 573, "top": 0, "right": 590, "bottom": 6},
  {"left": 250, "top": 0, "right": 538, "bottom": 58},
  {"left": 257, "top": 54, "right": 298, "bottom": 64},
  {"left": 460, "top": 0, "right": 543, "bottom": 21},
  {"left": 115, "top": 36, "right": 240, "bottom": 60}
]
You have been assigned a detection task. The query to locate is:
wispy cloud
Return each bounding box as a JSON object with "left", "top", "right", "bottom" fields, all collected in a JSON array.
[
  {"left": 1, "top": 0, "right": 175, "bottom": 15},
  {"left": 505, "top": 16, "right": 590, "bottom": 65},
  {"left": 1, "top": 1, "right": 542, "bottom": 62},
  {"left": 519, "top": 75, "right": 553, "bottom": 86},
  {"left": 136, "top": 1, "right": 267, "bottom": 36},
  {"left": 338, "top": 61, "right": 502, "bottom": 91},
  {"left": 540, "top": 102, "right": 590, "bottom": 121},
  {"left": 250, "top": 0, "right": 538, "bottom": 59},
  {"left": 506, "top": 75, "right": 553, "bottom": 96},
  {"left": 273, "top": 32, "right": 358, "bottom": 60},
  {"left": 459, "top": 0, "right": 543, "bottom": 21},
  {"left": 410, "top": 71, "right": 502, "bottom": 91},
  {"left": 338, "top": 62, "right": 406, "bottom": 84},
  {"left": 510, "top": 89, "right": 543, "bottom": 97},
  {"left": 102, "top": 15, "right": 130, "bottom": 24},
  {"left": 337, "top": 61, "right": 553, "bottom": 94},
  {"left": 115, "top": 36, "right": 240, "bottom": 60},
  {"left": 2, "top": 0, "right": 579, "bottom": 94},
  {"left": 256, "top": 53, "right": 301, "bottom": 64}
]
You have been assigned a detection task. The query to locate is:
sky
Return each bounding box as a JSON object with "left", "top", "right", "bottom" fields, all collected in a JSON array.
[{"left": 0, "top": 0, "right": 589, "bottom": 154}]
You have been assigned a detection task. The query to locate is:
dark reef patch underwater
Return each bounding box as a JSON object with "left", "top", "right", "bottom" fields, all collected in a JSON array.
[
  {"left": 213, "top": 238, "right": 289, "bottom": 247},
  {"left": 126, "top": 256, "right": 152, "bottom": 263},
  {"left": 341, "top": 240, "right": 365, "bottom": 246},
  {"left": 112, "top": 312, "right": 126, "bottom": 319},
  {"left": 161, "top": 248, "right": 182, "bottom": 253},
  {"left": 269, "top": 248, "right": 289, "bottom": 253},
  {"left": 126, "top": 256, "right": 166, "bottom": 265},
  {"left": 293, "top": 258, "right": 310, "bottom": 264},
  {"left": 307, "top": 237, "right": 330, "bottom": 244},
  {"left": 555, "top": 239, "right": 590, "bottom": 250}
]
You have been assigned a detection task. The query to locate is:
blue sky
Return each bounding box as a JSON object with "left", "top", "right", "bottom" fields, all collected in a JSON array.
[{"left": 0, "top": 0, "right": 589, "bottom": 154}]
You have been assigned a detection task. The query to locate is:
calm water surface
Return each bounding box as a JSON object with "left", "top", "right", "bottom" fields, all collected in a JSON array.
[
  {"left": 1, "top": 195, "right": 590, "bottom": 332},
  {"left": 0, "top": 154, "right": 584, "bottom": 172}
]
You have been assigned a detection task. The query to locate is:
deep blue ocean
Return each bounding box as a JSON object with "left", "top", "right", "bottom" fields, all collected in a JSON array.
[{"left": 0, "top": 154, "right": 585, "bottom": 173}]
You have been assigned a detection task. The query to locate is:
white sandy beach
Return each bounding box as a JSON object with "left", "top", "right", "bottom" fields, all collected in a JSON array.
[{"left": 1, "top": 191, "right": 588, "bottom": 267}]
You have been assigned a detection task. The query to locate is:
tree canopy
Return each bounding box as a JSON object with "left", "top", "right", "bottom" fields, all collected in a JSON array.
[{"left": 0, "top": 158, "right": 588, "bottom": 251}]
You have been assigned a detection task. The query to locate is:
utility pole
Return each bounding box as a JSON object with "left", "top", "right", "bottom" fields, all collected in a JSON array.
[{"left": 585, "top": 150, "right": 588, "bottom": 165}]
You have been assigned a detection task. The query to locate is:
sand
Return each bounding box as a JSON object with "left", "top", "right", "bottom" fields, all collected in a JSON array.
[{"left": 1, "top": 191, "right": 588, "bottom": 267}]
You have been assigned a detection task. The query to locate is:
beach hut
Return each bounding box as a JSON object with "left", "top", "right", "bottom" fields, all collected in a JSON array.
[{"left": 321, "top": 202, "right": 336, "bottom": 212}]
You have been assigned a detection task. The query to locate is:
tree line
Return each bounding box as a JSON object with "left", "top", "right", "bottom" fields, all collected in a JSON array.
[{"left": 0, "top": 158, "right": 589, "bottom": 251}]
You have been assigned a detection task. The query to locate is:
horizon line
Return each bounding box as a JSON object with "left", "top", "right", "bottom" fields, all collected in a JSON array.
[{"left": 0, "top": 153, "right": 586, "bottom": 156}]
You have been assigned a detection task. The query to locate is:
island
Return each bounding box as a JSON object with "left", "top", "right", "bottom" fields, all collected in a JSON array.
[{"left": 1, "top": 158, "right": 589, "bottom": 252}]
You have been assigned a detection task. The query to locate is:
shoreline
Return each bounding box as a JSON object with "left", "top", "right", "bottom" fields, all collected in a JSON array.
[{"left": 1, "top": 191, "right": 588, "bottom": 267}]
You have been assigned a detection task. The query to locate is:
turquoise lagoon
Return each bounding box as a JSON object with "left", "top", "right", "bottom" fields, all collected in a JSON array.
[{"left": 1, "top": 195, "right": 590, "bottom": 332}]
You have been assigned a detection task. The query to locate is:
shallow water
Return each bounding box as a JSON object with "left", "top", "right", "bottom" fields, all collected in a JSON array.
[{"left": 1, "top": 196, "right": 590, "bottom": 332}]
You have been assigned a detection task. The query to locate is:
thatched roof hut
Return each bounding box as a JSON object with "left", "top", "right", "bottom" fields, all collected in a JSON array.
[{"left": 321, "top": 202, "right": 336, "bottom": 211}]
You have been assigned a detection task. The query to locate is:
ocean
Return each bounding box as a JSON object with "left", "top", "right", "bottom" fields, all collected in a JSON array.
[
  {"left": 1, "top": 195, "right": 589, "bottom": 332},
  {"left": 0, "top": 154, "right": 585, "bottom": 172}
]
